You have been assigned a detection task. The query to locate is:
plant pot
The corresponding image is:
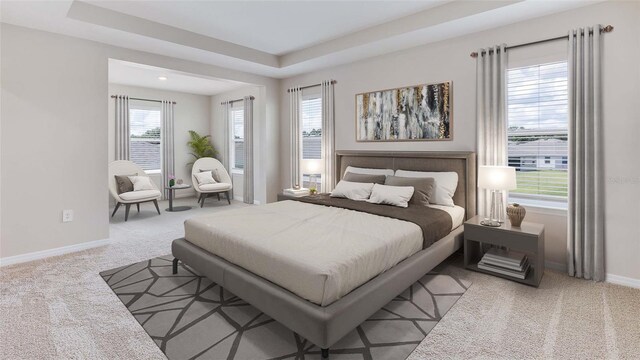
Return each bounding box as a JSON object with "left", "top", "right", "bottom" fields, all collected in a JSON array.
[
  {"left": 169, "top": 179, "right": 175, "bottom": 187},
  {"left": 507, "top": 203, "right": 526, "bottom": 227}
]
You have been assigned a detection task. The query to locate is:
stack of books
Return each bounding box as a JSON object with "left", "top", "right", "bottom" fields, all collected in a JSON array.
[
  {"left": 478, "top": 248, "right": 530, "bottom": 280},
  {"left": 283, "top": 188, "right": 310, "bottom": 197}
]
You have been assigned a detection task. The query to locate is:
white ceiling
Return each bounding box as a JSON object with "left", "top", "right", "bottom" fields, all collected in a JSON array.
[
  {"left": 0, "top": 1, "right": 602, "bottom": 79},
  {"left": 108, "top": 59, "right": 249, "bottom": 95},
  {"left": 90, "top": 1, "right": 449, "bottom": 55}
]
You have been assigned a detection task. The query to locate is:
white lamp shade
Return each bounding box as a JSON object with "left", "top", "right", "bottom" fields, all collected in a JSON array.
[
  {"left": 478, "top": 165, "right": 517, "bottom": 190},
  {"left": 302, "top": 159, "right": 322, "bottom": 174}
]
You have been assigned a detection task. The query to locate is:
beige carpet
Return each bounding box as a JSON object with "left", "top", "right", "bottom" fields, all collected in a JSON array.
[{"left": 1, "top": 197, "right": 639, "bottom": 359}]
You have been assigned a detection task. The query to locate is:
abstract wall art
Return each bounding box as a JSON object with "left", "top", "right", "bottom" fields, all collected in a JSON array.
[{"left": 356, "top": 81, "right": 452, "bottom": 142}]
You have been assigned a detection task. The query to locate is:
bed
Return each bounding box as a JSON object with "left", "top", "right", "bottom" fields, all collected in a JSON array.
[{"left": 171, "top": 151, "right": 476, "bottom": 358}]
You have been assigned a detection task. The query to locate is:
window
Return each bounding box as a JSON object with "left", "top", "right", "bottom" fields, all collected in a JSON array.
[
  {"left": 507, "top": 61, "right": 568, "bottom": 208},
  {"left": 129, "top": 103, "right": 161, "bottom": 172},
  {"left": 301, "top": 96, "right": 322, "bottom": 188},
  {"left": 230, "top": 107, "right": 244, "bottom": 171},
  {"left": 302, "top": 97, "right": 322, "bottom": 160}
]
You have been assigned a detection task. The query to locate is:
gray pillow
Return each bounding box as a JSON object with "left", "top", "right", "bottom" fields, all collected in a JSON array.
[
  {"left": 384, "top": 176, "right": 435, "bottom": 206},
  {"left": 342, "top": 172, "right": 386, "bottom": 184},
  {"left": 114, "top": 174, "right": 137, "bottom": 194},
  {"left": 200, "top": 169, "right": 221, "bottom": 182}
]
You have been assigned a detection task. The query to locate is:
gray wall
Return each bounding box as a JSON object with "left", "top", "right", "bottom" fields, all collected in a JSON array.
[
  {"left": 279, "top": 1, "right": 640, "bottom": 282},
  {"left": 1, "top": 24, "right": 109, "bottom": 258}
]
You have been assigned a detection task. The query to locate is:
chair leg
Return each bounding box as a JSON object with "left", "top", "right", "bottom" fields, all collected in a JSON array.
[
  {"left": 200, "top": 194, "right": 206, "bottom": 208},
  {"left": 321, "top": 348, "right": 329, "bottom": 359},
  {"left": 125, "top": 204, "right": 131, "bottom": 221},
  {"left": 136, "top": 203, "right": 140, "bottom": 213},
  {"left": 217, "top": 193, "right": 221, "bottom": 201},
  {"left": 111, "top": 202, "right": 121, "bottom": 217},
  {"left": 172, "top": 258, "right": 179, "bottom": 275},
  {"left": 226, "top": 191, "right": 231, "bottom": 205},
  {"left": 153, "top": 200, "right": 161, "bottom": 215},
  {"left": 197, "top": 194, "right": 202, "bottom": 204}
]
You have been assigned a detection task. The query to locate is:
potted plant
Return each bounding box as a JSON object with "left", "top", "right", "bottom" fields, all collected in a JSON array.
[{"left": 187, "top": 130, "right": 217, "bottom": 166}]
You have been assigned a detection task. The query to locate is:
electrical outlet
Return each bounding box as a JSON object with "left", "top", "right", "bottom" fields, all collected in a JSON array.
[{"left": 62, "top": 210, "right": 74, "bottom": 223}]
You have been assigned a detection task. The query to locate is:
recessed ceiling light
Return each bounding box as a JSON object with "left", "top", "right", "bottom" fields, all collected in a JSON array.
[{"left": 158, "top": 76, "right": 168, "bottom": 81}]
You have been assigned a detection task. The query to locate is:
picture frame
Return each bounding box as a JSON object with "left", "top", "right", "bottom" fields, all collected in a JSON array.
[{"left": 355, "top": 81, "right": 452, "bottom": 142}]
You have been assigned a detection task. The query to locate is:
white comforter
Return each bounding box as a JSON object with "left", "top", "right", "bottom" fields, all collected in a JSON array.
[{"left": 184, "top": 200, "right": 423, "bottom": 306}]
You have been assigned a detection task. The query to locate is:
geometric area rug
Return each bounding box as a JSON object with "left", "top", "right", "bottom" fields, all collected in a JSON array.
[{"left": 101, "top": 255, "right": 471, "bottom": 360}]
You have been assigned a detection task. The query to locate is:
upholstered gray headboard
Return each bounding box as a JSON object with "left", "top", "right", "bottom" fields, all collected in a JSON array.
[{"left": 336, "top": 151, "right": 476, "bottom": 219}]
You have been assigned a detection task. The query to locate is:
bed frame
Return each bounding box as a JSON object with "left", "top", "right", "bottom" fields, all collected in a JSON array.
[{"left": 172, "top": 151, "right": 476, "bottom": 358}]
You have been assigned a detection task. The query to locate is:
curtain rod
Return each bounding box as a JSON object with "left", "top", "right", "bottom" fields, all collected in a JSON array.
[
  {"left": 470, "top": 25, "right": 614, "bottom": 58},
  {"left": 110, "top": 95, "right": 176, "bottom": 104},
  {"left": 286, "top": 80, "right": 337, "bottom": 93},
  {"left": 220, "top": 96, "right": 255, "bottom": 105}
]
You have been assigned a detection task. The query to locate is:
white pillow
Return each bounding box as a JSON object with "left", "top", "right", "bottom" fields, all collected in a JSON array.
[
  {"left": 394, "top": 170, "right": 458, "bottom": 207},
  {"left": 367, "top": 184, "right": 415, "bottom": 208},
  {"left": 194, "top": 171, "right": 216, "bottom": 185},
  {"left": 330, "top": 180, "right": 374, "bottom": 201},
  {"left": 128, "top": 176, "right": 155, "bottom": 191},
  {"left": 344, "top": 166, "right": 394, "bottom": 177}
]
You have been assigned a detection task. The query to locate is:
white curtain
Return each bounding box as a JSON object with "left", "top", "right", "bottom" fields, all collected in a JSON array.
[
  {"left": 321, "top": 80, "right": 335, "bottom": 192},
  {"left": 289, "top": 87, "right": 302, "bottom": 188},
  {"left": 161, "top": 100, "right": 175, "bottom": 200},
  {"left": 476, "top": 44, "right": 508, "bottom": 217},
  {"left": 567, "top": 25, "right": 604, "bottom": 281},
  {"left": 243, "top": 96, "right": 254, "bottom": 204},
  {"left": 114, "top": 95, "right": 130, "bottom": 160},
  {"left": 221, "top": 101, "right": 231, "bottom": 171}
]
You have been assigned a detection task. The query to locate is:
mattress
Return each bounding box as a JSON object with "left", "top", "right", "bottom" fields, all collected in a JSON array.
[{"left": 184, "top": 200, "right": 426, "bottom": 306}]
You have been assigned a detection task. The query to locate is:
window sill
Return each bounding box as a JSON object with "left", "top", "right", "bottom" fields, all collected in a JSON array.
[
  {"left": 145, "top": 170, "right": 162, "bottom": 175},
  {"left": 521, "top": 204, "right": 567, "bottom": 216},
  {"left": 509, "top": 196, "right": 567, "bottom": 216},
  {"left": 231, "top": 169, "right": 244, "bottom": 175}
]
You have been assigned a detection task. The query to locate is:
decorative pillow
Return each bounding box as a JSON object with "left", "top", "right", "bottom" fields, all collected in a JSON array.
[
  {"left": 194, "top": 171, "right": 216, "bottom": 185},
  {"left": 366, "top": 184, "right": 415, "bottom": 208},
  {"left": 114, "top": 174, "right": 136, "bottom": 194},
  {"left": 342, "top": 172, "right": 386, "bottom": 184},
  {"left": 330, "top": 180, "right": 374, "bottom": 201},
  {"left": 394, "top": 170, "right": 458, "bottom": 207},
  {"left": 344, "top": 166, "right": 394, "bottom": 177},
  {"left": 384, "top": 176, "right": 435, "bottom": 206},
  {"left": 200, "top": 169, "right": 221, "bottom": 183},
  {"left": 128, "top": 176, "right": 156, "bottom": 191}
]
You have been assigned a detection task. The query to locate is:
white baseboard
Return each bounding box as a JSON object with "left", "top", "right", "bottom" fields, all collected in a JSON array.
[
  {"left": 606, "top": 273, "right": 640, "bottom": 289},
  {"left": 544, "top": 261, "right": 639, "bottom": 289},
  {"left": 0, "top": 238, "right": 111, "bottom": 267}
]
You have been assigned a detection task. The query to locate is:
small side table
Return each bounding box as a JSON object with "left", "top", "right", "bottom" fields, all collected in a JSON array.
[
  {"left": 464, "top": 215, "right": 545, "bottom": 287},
  {"left": 165, "top": 184, "right": 192, "bottom": 212}
]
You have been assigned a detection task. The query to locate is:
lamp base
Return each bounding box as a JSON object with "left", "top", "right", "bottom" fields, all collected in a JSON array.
[{"left": 480, "top": 219, "right": 502, "bottom": 227}]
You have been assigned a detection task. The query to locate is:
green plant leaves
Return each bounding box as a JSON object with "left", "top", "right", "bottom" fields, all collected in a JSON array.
[{"left": 187, "top": 130, "right": 218, "bottom": 166}]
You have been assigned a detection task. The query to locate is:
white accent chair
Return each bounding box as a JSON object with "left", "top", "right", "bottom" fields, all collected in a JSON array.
[
  {"left": 192, "top": 157, "right": 233, "bottom": 207},
  {"left": 109, "top": 160, "right": 162, "bottom": 221}
]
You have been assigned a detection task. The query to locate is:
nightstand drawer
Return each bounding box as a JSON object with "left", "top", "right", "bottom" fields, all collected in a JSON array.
[{"left": 465, "top": 225, "right": 538, "bottom": 253}]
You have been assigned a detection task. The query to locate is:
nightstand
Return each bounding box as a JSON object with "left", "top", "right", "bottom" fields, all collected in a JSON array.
[
  {"left": 464, "top": 215, "right": 545, "bottom": 287},
  {"left": 277, "top": 192, "right": 310, "bottom": 201}
]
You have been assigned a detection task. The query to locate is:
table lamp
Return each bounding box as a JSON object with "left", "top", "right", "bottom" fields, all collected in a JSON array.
[
  {"left": 478, "top": 165, "right": 517, "bottom": 227},
  {"left": 302, "top": 159, "right": 322, "bottom": 193}
]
